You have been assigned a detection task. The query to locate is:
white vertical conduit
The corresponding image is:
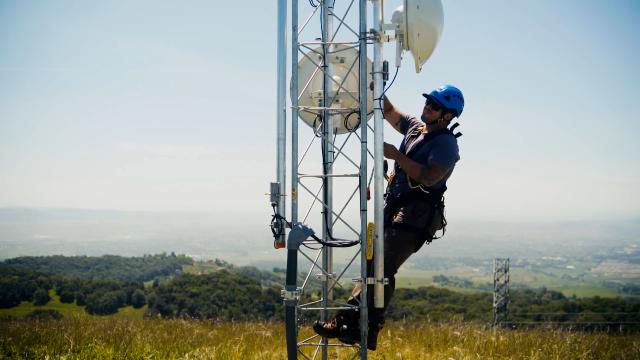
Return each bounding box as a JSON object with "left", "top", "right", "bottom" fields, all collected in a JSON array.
[
  {"left": 320, "top": 2, "right": 333, "bottom": 359},
  {"left": 291, "top": 1, "right": 299, "bottom": 224},
  {"left": 372, "top": 0, "right": 385, "bottom": 309}
]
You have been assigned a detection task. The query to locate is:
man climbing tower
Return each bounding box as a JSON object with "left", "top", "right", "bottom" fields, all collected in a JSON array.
[{"left": 313, "top": 84, "right": 465, "bottom": 350}]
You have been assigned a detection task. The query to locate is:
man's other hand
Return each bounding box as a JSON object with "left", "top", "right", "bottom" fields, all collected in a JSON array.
[{"left": 383, "top": 142, "right": 400, "bottom": 160}]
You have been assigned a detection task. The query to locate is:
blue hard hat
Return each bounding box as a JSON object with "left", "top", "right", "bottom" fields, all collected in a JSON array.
[{"left": 422, "top": 85, "right": 464, "bottom": 118}]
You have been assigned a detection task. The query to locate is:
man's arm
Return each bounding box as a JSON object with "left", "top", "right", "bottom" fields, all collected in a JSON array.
[
  {"left": 382, "top": 95, "right": 408, "bottom": 134},
  {"left": 383, "top": 143, "right": 449, "bottom": 187}
]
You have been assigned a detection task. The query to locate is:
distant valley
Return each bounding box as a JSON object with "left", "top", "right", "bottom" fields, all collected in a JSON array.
[{"left": 1, "top": 207, "right": 638, "bottom": 298}]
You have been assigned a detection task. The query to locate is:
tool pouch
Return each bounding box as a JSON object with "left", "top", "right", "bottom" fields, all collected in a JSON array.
[{"left": 386, "top": 196, "right": 447, "bottom": 252}]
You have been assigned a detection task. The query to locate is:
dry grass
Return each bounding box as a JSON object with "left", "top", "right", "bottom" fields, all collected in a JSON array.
[{"left": 1, "top": 318, "right": 638, "bottom": 359}]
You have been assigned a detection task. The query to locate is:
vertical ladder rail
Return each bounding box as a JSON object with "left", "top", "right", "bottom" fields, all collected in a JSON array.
[
  {"left": 285, "top": 0, "right": 299, "bottom": 359},
  {"left": 358, "top": 0, "right": 369, "bottom": 356}
]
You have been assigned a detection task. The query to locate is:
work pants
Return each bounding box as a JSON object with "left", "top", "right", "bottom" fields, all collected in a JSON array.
[{"left": 338, "top": 225, "right": 426, "bottom": 330}]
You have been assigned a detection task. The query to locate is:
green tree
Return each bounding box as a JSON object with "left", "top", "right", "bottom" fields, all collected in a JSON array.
[
  {"left": 0, "top": 279, "right": 22, "bottom": 308},
  {"left": 145, "top": 270, "right": 283, "bottom": 321},
  {"left": 76, "top": 292, "right": 86, "bottom": 306},
  {"left": 33, "top": 288, "right": 51, "bottom": 306},
  {"left": 131, "top": 289, "right": 146, "bottom": 308},
  {"left": 58, "top": 289, "right": 75, "bottom": 304},
  {"left": 22, "top": 280, "right": 38, "bottom": 301},
  {"left": 85, "top": 291, "right": 124, "bottom": 315}
]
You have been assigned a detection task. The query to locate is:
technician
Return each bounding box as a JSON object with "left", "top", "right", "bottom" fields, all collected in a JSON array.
[{"left": 314, "top": 85, "right": 465, "bottom": 350}]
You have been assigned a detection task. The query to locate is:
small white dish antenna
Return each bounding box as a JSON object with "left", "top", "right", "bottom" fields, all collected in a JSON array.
[
  {"left": 390, "top": 0, "right": 444, "bottom": 73},
  {"left": 294, "top": 44, "right": 373, "bottom": 135}
]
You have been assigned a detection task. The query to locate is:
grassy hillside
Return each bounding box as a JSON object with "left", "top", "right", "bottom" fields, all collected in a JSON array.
[
  {"left": 0, "top": 289, "right": 146, "bottom": 320},
  {"left": 396, "top": 265, "right": 636, "bottom": 299},
  {"left": 0, "top": 318, "right": 637, "bottom": 359}
]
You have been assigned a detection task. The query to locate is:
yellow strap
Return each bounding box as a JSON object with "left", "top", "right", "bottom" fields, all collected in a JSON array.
[
  {"left": 366, "top": 222, "right": 375, "bottom": 260},
  {"left": 387, "top": 171, "right": 395, "bottom": 186}
]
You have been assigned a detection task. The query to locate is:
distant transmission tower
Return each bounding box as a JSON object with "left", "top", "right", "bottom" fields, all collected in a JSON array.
[{"left": 493, "top": 258, "right": 510, "bottom": 327}]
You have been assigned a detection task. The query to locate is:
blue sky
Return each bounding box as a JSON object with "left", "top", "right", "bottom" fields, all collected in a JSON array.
[{"left": 0, "top": 0, "right": 639, "bottom": 224}]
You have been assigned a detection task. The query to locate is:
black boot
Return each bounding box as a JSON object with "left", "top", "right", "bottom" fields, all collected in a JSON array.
[
  {"left": 336, "top": 323, "right": 381, "bottom": 351},
  {"left": 313, "top": 314, "right": 358, "bottom": 339},
  {"left": 313, "top": 319, "right": 343, "bottom": 339}
]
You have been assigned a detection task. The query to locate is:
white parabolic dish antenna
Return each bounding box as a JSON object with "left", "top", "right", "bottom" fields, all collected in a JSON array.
[
  {"left": 294, "top": 44, "right": 373, "bottom": 135},
  {"left": 392, "top": 0, "right": 444, "bottom": 73}
]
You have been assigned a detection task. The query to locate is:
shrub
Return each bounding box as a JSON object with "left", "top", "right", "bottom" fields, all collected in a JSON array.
[
  {"left": 58, "top": 289, "right": 75, "bottom": 304},
  {"left": 0, "top": 281, "right": 22, "bottom": 308},
  {"left": 33, "top": 288, "right": 51, "bottom": 306},
  {"left": 75, "top": 292, "right": 86, "bottom": 306},
  {"left": 24, "top": 309, "right": 63, "bottom": 320},
  {"left": 85, "top": 291, "right": 125, "bottom": 315},
  {"left": 131, "top": 289, "right": 146, "bottom": 308}
]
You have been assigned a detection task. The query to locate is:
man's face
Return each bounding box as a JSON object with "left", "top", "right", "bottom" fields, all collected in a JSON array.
[{"left": 420, "top": 97, "right": 444, "bottom": 123}]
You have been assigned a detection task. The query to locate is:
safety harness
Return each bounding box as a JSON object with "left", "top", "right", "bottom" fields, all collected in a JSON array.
[{"left": 384, "top": 122, "right": 462, "bottom": 243}]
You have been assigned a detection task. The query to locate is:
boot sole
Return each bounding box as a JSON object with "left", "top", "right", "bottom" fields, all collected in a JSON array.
[
  {"left": 337, "top": 337, "right": 377, "bottom": 351},
  {"left": 312, "top": 321, "right": 342, "bottom": 339}
]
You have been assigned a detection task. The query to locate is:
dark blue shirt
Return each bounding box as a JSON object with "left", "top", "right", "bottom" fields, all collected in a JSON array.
[{"left": 387, "top": 115, "right": 460, "bottom": 201}]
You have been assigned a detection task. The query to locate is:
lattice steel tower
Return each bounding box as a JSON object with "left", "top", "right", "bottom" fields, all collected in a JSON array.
[
  {"left": 493, "top": 258, "right": 510, "bottom": 327},
  {"left": 271, "top": 1, "right": 445, "bottom": 359}
]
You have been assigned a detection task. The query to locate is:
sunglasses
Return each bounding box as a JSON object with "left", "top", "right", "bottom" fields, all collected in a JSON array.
[{"left": 425, "top": 97, "right": 444, "bottom": 112}]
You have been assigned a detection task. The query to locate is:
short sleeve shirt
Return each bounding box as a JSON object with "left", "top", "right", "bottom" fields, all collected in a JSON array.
[{"left": 387, "top": 114, "right": 460, "bottom": 201}]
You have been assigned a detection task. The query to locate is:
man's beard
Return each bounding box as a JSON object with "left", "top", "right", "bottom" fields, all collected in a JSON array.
[{"left": 421, "top": 113, "right": 436, "bottom": 125}]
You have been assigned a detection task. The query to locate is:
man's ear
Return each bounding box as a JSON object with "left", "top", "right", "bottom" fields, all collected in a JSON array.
[{"left": 443, "top": 113, "right": 454, "bottom": 122}]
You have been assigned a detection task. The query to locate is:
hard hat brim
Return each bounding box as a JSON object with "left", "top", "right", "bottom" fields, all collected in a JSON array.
[
  {"left": 423, "top": 93, "right": 457, "bottom": 117},
  {"left": 423, "top": 93, "right": 444, "bottom": 107}
]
